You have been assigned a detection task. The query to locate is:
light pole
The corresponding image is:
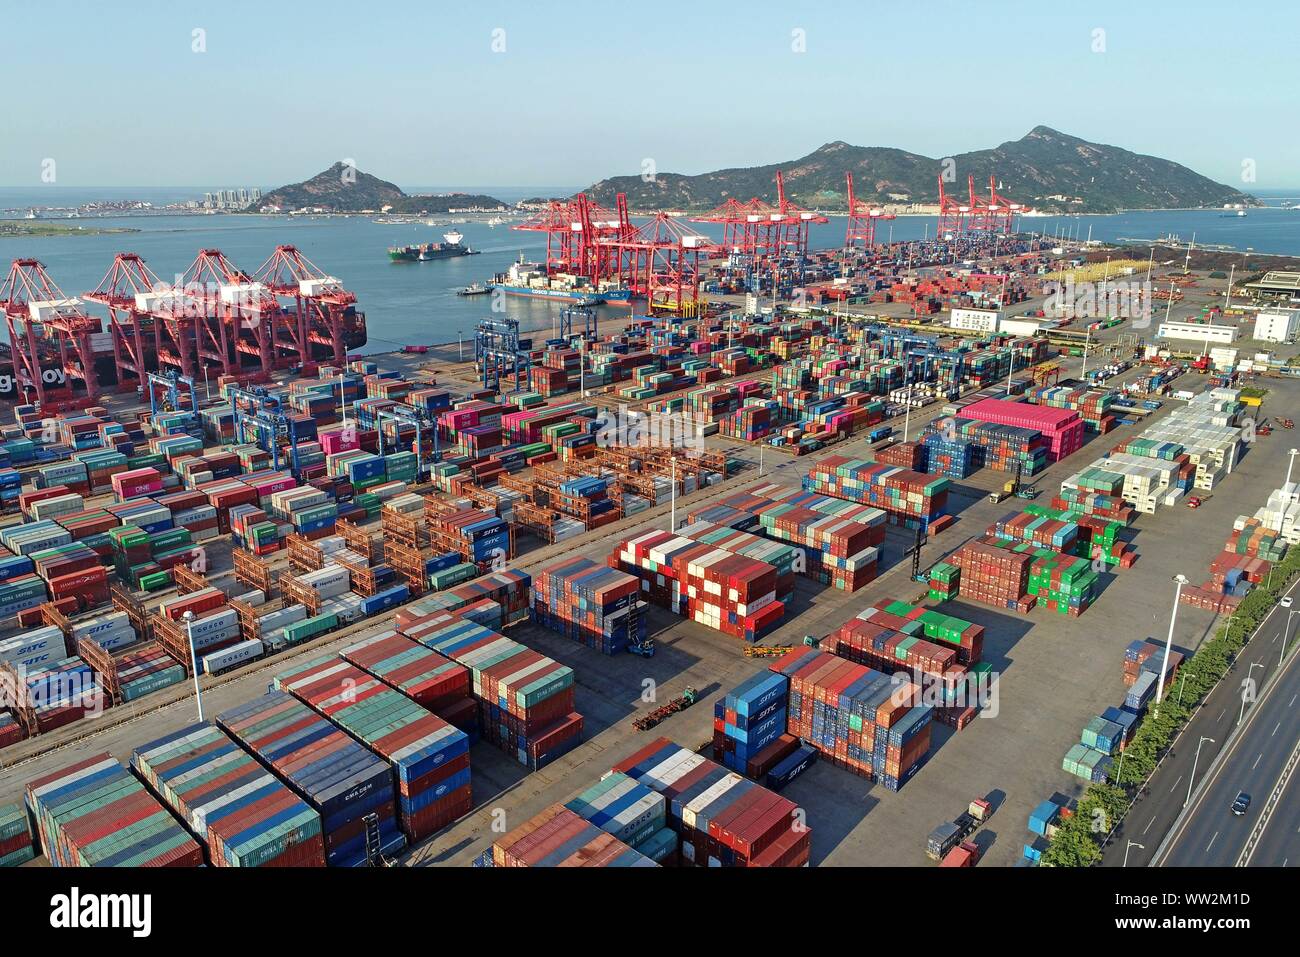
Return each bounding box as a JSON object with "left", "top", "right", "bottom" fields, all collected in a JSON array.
[
  {"left": 1281, "top": 610, "right": 1299, "bottom": 670},
  {"left": 670, "top": 457, "right": 677, "bottom": 532},
  {"left": 1177, "top": 670, "right": 1196, "bottom": 708},
  {"left": 339, "top": 372, "right": 348, "bottom": 426},
  {"left": 182, "top": 610, "right": 204, "bottom": 722},
  {"left": 1123, "top": 840, "right": 1145, "bottom": 868},
  {"left": 1286, "top": 448, "right": 1299, "bottom": 486},
  {"left": 1154, "top": 574, "right": 1189, "bottom": 716},
  {"left": 1184, "top": 736, "right": 1215, "bottom": 808},
  {"left": 758, "top": 439, "right": 765, "bottom": 477},
  {"left": 458, "top": 330, "right": 464, "bottom": 364},
  {"left": 1238, "top": 662, "right": 1264, "bottom": 726}
]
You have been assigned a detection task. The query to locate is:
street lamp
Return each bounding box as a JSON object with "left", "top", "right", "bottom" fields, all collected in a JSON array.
[
  {"left": 1154, "top": 574, "right": 1189, "bottom": 716},
  {"left": 1184, "top": 736, "right": 1215, "bottom": 808},
  {"left": 1238, "top": 662, "right": 1264, "bottom": 726},
  {"left": 1123, "top": 840, "right": 1145, "bottom": 868},
  {"left": 669, "top": 457, "right": 677, "bottom": 533},
  {"left": 1281, "top": 610, "right": 1299, "bottom": 671},
  {"left": 182, "top": 610, "right": 204, "bottom": 722},
  {"left": 1177, "top": 670, "right": 1196, "bottom": 708}
]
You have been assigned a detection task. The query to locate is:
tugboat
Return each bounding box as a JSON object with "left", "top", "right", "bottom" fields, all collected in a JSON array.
[
  {"left": 457, "top": 282, "right": 490, "bottom": 297},
  {"left": 388, "top": 229, "right": 479, "bottom": 263}
]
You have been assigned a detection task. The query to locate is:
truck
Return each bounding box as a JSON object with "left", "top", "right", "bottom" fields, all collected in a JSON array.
[
  {"left": 868, "top": 426, "right": 893, "bottom": 443},
  {"left": 926, "top": 797, "right": 994, "bottom": 861}
]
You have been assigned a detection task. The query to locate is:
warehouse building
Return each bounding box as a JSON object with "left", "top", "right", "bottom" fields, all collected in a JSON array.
[
  {"left": 1253, "top": 309, "right": 1299, "bottom": 343},
  {"left": 1156, "top": 321, "right": 1238, "bottom": 345}
]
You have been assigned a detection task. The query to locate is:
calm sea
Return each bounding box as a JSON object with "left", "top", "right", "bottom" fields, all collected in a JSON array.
[{"left": 3, "top": 187, "right": 1300, "bottom": 353}]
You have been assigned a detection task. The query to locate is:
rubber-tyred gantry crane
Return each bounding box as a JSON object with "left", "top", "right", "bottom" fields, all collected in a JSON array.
[{"left": 1, "top": 258, "right": 102, "bottom": 409}]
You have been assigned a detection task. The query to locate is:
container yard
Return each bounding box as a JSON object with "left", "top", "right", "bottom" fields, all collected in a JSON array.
[
  {"left": 0, "top": 67, "right": 1297, "bottom": 905},
  {"left": 0, "top": 242, "right": 1296, "bottom": 887}
]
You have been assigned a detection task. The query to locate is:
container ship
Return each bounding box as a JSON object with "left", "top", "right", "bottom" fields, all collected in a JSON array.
[
  {"left": 388, "top": 230, "right": 478, "bottom": 263},
  {"left": 487, "top": 254, "right": 633, "bottom": 306}
]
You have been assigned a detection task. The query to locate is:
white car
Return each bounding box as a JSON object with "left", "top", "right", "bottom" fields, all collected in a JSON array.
[{"left": 1282, "top": 596, "right": 1294, "bottom": 609}]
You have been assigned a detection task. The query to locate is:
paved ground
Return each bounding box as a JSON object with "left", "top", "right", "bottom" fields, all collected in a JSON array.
[{"left": 2, "top": 259, "right": 1294, "bottom": 867}]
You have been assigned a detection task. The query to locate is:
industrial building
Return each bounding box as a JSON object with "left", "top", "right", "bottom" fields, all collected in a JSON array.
[
  {"left": 1156, "top": 321, "right": 1238, "bottom": 346},
  {"left": 1253, "top": 309, "right": 1300, "bottom": 344}
]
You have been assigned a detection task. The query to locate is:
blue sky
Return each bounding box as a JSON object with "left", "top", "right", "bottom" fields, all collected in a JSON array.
[{"left": 3, "top": 0, "right": 1296, "bottom": 189}]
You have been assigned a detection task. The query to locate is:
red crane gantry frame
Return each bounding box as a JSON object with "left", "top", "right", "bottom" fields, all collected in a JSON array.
[{"left": 1, "top": 258, "right": 102, "bottom": 409}]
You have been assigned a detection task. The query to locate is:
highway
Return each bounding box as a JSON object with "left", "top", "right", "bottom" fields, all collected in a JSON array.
[{"left": 1127, "top": 583, "right": 1300, "bottom": 867}]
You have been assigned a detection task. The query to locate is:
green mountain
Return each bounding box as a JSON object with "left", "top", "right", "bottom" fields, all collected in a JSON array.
[
  {"left": 580, "top": 127, "right": 1256, "bottom": 214},
  {"left": 259, "top": 163, "right": 506, "bottom": 213}
]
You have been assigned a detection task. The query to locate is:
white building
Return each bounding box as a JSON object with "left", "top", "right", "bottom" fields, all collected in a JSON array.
[
  {"left": 1156, "top": 321, "right": 1238, "bottom": 345},
  {"left": 949, "top": 308, "right": 1002, "bottom": 333},
  {"left": 1253, "top": 310, "right": 1300, "bottom": 344}
]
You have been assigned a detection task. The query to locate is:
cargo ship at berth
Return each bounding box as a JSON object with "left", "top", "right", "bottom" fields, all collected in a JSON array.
[
  {"left": 487, "top": 254, "right": 633, "bottom": 306},
  {"left": 388, "top": 230, "right": 478, "bottom": 263}
]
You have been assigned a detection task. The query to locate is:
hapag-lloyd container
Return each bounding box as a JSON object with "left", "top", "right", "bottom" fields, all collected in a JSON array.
[
  {"left": 132, "top": 722, "right": 326, "bottom": 867},
  {"left": 216, "top": 691, "right": 405, "bottom": 867}
]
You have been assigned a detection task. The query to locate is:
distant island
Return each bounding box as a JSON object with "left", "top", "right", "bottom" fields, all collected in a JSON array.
[
  {"left": 580, "top": 126, "right": 1258, "bottom": 215},
  {"left": 0, "top": 221, "right": 140, "bottom": 238},
  {"left": 257, "top": 163, "right": 508, "bottom": 214}
]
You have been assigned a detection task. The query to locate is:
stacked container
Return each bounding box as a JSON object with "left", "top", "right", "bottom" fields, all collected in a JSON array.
[
  {"left": 491, "top": 804, "right": 658, "bottom": 867},
  {"left": 803, "top": 455, "right": 949, "bottom": 529},
  {"left": 611, "top": 529, "right": 783, "bottom": 641},
  {"left": 532, "top": 556, "right": 645, "bottom": 655},
  {"left": 768, "top": 647, "right": 930, "bottom": 790},
  {"left": 340, "top": 629, "right": 475, "bottom": 733},
  {"left": 712, "top": 669, "right": 791, "bottom": 776},
  {"left": 132, "top": 722, "right": 327, "bottom": 866},
  {"left": 216, "top": 691, "right": 406, "bottom": 866},
  {"left": 272, "top": 657, "right": 472, "bottom": 841},
  {"left": 25, "top": 752, "right": 203, "bottom": 867},
  {"left": 612, "top": 737, "right": 812, "bottom": 867},
  {"left": 402, "top": 613, "right": 582, "bottom": 769},
  {"left": 563, "top": 772, "right": 678, "bottom": 863}
]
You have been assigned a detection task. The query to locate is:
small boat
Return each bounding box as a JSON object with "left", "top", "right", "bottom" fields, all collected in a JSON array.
[{"left": 457, "top": 282, "right": 491, "bottom": 296}]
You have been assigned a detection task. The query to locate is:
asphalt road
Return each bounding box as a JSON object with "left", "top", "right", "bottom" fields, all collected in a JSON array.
[
  {"left": 1149, "top": 591, "right": 1300, "bottom": 866},
  {"left": 1100, "top": 578, "right": 1300, "bottom": 867}
]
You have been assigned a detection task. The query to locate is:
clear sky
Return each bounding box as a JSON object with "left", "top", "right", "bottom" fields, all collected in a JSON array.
[{"left": 3, "top": 0, "right": 1296, "bottom": 189}]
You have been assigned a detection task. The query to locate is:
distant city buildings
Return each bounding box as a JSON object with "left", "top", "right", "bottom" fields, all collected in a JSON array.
[{"left": 201, "top": 187, "right": 262, "bottom": 210}]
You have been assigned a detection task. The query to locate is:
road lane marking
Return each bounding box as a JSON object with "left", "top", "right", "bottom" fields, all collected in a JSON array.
[
  {"left": 1207, "top": 831, "right": 1219, "bottom": 853},
  {"left": 1291, "top": 694, "right": 1297, "bottom": 708},
  {"left": 1219, "top": 707, "right": 1227, "bottom": 721},
  {"left": 1274, "top": 723, "right": 1281, "bottom": 737},
  {"left": 1254, "top": 752, "right": 1264, "bottom": 770},
  {"left": 1143, "top": 815, "right": 1156, "bottom": 835},
  {"left": 1171, "top": 775, "right": 1183, "bottom": 794}
]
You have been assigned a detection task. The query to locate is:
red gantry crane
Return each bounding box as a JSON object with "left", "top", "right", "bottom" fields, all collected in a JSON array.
[
  {"left": 773, "top": 170, "right": 828, "bottom": 261},
  {"left": 604, "top": 213, "right": 716, "bottom": 316},
  {"left": 85, "top": 252, "right": 165, "bottom": 393},
  {"left": 1, "top": 258, "right": 102, "bottom": 409},
  {"left": 254, "top": 245, "right": 363, "bottom": 371},
  {"left": 983, "top": 176, "right": 1031, "bottom": 234},
  {"left": 936, "top": 174, "right": 969, "bottom": 239},
  {"left": 844, "top": 171, "right": 896, "bottom": 249}
]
